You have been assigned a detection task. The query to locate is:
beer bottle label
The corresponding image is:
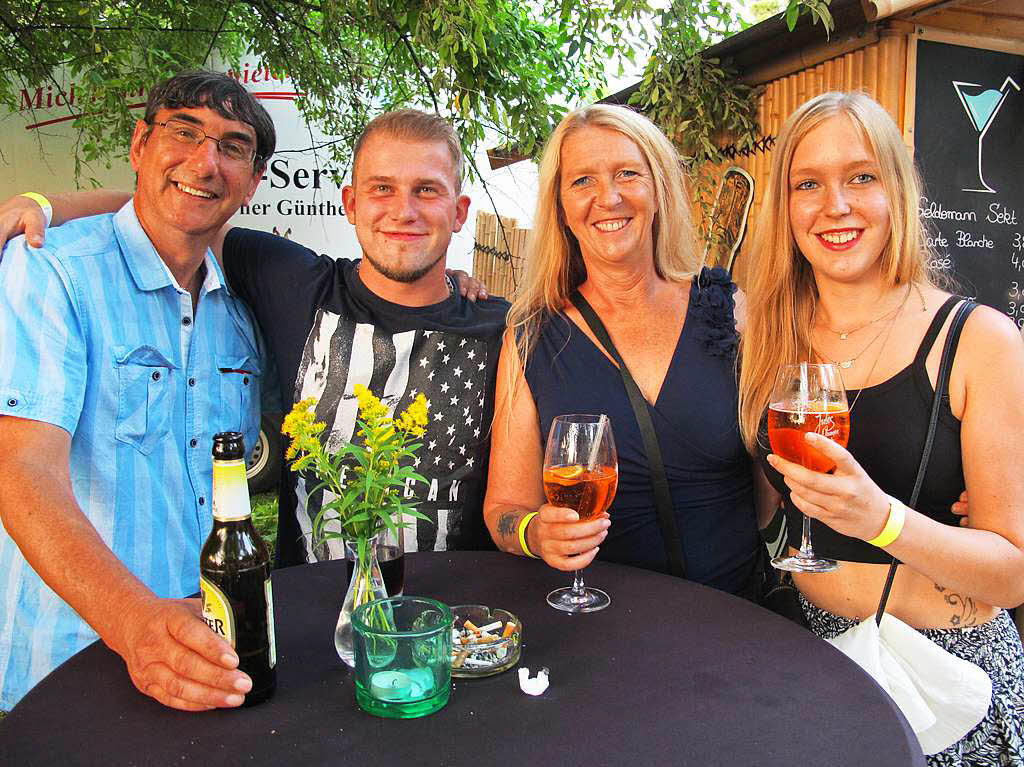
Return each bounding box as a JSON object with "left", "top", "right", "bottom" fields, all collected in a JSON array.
[
  {"left": 200, "top": 575, "right": 236, "bottom": 646},
  {"left": 265, "top": 578, "right": 277, "bottom": 668},
  {"left": 212, "top": 458, "right": 251, "bottom": 521}
]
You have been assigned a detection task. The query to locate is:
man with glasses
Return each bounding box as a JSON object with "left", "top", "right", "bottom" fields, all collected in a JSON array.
[
  {"left": 0, "top": 71, "right": 275, "bottom": 712},
  {"left": 2, "top": 109, "right": 505, "bottom": 572}
]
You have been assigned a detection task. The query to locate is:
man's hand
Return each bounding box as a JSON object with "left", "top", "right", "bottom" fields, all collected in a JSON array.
[
  {"left": 446, "top": 268, "right": 488, "bottom": 302},
  {"left": 0, "top": 189, "right": 132, "bottom": 253},
  {"left": 952, "top": 490, "right": 969, "bottom": 527},
  {"left": 111, "top": 596, "right": 251, "bottom": 711},
  {"left": 0, "top": 194, "right": 47, "bottom": 250}
]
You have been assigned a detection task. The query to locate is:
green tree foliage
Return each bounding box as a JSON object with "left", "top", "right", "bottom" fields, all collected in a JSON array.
[
  {"left": 0, "top": 0, "right": 651, "bottom": 178},
  {"left": 630, "top": 0, "right": 757, "bottom": 215},
  {"left": 630, "top": 0, "right": 831, "bottom": 223}
]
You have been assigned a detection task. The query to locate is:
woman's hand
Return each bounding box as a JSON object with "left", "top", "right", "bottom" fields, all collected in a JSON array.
[
  {"left": 765, "top": 432, "right": 892, "bottom": 542},
  {"left": 528, "top": 504, "right": 610, "bottom": 571}
]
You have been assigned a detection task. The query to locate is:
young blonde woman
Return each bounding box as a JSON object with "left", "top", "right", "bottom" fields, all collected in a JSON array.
[
  {"left": 483, "top": 104, "right": 768, "bottom": 597},
  {"left": 739, "top": 91, "right": 1024, "bottom": 764}
]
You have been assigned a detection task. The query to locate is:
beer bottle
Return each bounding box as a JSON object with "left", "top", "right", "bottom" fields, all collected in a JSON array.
[{"left": 200, "top": 432, "right": 277, "bottom": 706}]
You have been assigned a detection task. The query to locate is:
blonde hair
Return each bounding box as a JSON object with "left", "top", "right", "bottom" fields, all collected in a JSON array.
[
  {"left": 506, "top": 104, "right": 700, "bottom": 371},
  {"left": 737, "top": 91, "right": 936, "bottom": 450},
  {"left": 353, "top": 109, "right": 464, "bottom": 191}
]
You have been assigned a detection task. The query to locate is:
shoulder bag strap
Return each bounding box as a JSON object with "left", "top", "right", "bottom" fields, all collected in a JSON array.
[
  {"left": 874, "top": 298, "right": 976, "bottom": 624},
  {"left": 570, "top": 290, "right": 686, "bottom": 578}
]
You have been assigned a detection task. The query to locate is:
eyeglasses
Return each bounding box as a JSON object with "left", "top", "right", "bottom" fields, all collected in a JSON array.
[{"left": 151, "top": 118, "right": 260, "bottom": 166}]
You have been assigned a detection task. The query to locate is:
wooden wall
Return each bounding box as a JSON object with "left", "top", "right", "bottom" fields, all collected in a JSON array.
[{"left": 472, "top": 211, "right": 529, "bottom": 300}]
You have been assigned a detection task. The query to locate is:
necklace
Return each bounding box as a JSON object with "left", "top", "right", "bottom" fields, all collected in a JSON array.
[
  {"left": 812, "top": 283, "right": 914, "bottom": 368},
  {"left": 445, "top": 273, "right": 456, "bottom": 298},
  {"left": 818, "top": 321, "right": 890, "bottom": 369},
  {"left": 813, "top": 307, "right": 901, "bottom": 414},
  {"left": 819, "top": 283, "right": 918, "bottom": 340}
]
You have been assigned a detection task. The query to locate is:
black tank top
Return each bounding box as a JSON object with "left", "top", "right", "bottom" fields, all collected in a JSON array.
[{"left": 757, "top": 296, "right": 968, "bottom": 564}]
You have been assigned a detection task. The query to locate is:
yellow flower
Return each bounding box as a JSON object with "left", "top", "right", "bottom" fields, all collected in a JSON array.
[
  {"left": 396, "top": 394, "right": 429, "bottom": 436},
  {"left": 354, "top": 384, "right": 388, "bottom": 423},
  {"left": 282, "top": 397, "right": 317, "bottom": 437},
  {"left": 284, "top": 388, "right": 432, "bottom": 547}
]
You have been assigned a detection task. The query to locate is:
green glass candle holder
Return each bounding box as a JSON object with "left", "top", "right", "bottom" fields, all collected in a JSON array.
[{"left": 352, "top": 596, "right": 453, "bottom": 719}]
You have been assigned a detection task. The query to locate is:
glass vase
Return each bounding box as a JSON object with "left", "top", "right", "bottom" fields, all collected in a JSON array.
[{"left": 335, "top": 535, "right": 389, "bottom": 667}]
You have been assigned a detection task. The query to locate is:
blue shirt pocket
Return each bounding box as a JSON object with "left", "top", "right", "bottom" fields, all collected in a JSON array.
[
  {"left": 114, "top": 345, "right": 176, "bottom": 455},
  {"left": 216, "top": 354, "right": 261, "bottom": 448}
]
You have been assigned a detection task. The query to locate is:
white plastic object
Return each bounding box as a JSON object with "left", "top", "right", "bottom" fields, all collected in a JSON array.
[{"left": 517, "top": 666, "right": 550, "bottom": 696}]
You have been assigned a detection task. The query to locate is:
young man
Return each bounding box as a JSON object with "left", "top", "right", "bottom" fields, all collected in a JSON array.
[
  {"left": 0, "top": 72, "right": 275, "bottom": 711},
  {"left": 222, "top": 110, "right": 508, "bottom": 565}
]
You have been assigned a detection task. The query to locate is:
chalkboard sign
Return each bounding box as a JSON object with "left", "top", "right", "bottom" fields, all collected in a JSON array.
[{"left": 913, "top": 39, "right": 1024, "bottom": 328}]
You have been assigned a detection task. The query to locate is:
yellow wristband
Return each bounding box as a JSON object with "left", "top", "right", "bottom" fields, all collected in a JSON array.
[
  {"left": 19, "top": 192, "right": 53, "bottom": 227},
  {"left": 518, "top": 512, "right": 539, "bottom": 559},
  {"left": 867, "top": 496, "right": 906, "bottom": 548}
]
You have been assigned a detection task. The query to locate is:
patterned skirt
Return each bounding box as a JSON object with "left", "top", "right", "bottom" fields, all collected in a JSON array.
[{"left": 799, "top": 593, "right": 1024, "bottom": 766}]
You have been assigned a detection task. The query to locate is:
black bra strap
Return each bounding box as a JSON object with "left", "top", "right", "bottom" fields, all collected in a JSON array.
[
  {"left": 570, "top": 290, "right": 686, "bottom": 578},
  {"left": 875, "top": 298, "right": 976, "bottom": 624}
]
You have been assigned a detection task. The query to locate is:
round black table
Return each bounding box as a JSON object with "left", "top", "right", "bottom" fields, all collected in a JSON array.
[{"left": 2, "top": 552, "right": 924, "bottom": 766}]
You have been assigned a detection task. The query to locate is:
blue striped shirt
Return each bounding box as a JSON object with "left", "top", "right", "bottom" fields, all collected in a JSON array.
[{"left": 0, "top": 202, "right": 268, "bottom": 709}]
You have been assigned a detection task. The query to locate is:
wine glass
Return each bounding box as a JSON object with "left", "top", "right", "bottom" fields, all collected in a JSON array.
[
  {"left": 766, "top": 363, "right": 850, "bottom": 573},
  {"left": 542, "top": 414, "right": 618, "bottom": 613}
]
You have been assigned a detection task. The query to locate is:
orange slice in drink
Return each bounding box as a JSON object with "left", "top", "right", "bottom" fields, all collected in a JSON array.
[{"left": 549, "top": 465, "right": 585, "bottom": 482}]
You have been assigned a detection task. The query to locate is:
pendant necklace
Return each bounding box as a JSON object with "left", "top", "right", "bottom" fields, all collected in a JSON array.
[
  {"left": 820, "top": 283, "right": 913, "bottom": 341},
  {"left": 812, "top": 307, "right": 901, "bottom": 414},
  {"left": 812, "top": 285, "right": 913, "bottom": 368},
  {"left": 818, "top": 321, "right": 889, "bottom": 370}
]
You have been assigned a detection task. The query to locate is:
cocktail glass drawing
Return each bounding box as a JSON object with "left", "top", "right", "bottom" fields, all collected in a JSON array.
[{"left": 952, "top": 76, "right": 1020, "bottom": 194}]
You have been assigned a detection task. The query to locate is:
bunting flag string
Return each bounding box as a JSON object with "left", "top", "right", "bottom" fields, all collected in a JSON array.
[{"left": 719, "top": 134, "right": 776, "bottom": 159}]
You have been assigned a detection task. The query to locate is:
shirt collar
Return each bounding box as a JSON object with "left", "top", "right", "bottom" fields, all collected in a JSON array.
[{"left": 113, "top": 201, "right": 228, "bottom": 295}]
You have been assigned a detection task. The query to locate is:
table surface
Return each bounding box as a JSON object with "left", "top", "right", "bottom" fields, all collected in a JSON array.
[{"left": 2, "top": 551, "right": 925, "bottom": 766}]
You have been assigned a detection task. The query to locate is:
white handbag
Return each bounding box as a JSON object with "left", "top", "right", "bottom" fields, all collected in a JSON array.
[{"left": 827, "top": 613, "right": 991, "bottom": 754}]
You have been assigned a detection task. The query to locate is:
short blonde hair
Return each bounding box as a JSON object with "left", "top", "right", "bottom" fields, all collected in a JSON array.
[
  {"left": 507, "top": 104, "right": 700, "bottom": 369},
  {"left": 738, "top": 91, "right": 936, "bottom": 450},
  {"left": 353, "top": 109, "right": 464, "bottom": 191}
]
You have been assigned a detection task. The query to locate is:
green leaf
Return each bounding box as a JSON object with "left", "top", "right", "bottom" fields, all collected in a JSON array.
[{"left": 785, "top": 2, "right": 800, "bottom": 31}]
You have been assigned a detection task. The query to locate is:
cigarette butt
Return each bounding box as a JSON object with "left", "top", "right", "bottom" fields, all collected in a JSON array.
[
  {"left": 452, "top": 650, "right": 469, "bottom": 668},
  {"left": 501, "top": 623, "right": 518, "bottom": 638},
  {"left": 477, "top": 621, "right": 502, "bottom": 634},
  {"left": 461, "top": 657, "right": 493, "bottom": 668},
  {"left": 472, "top": 633, "right": 500, "bottom": 644},
  {"left": 463, "top": 620, "right": 481, "bottom": 634}
]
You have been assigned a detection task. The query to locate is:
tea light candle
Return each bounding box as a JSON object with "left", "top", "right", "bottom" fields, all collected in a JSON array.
[{"left": 370, "top": 670, "right": 414, "bottom": 701}]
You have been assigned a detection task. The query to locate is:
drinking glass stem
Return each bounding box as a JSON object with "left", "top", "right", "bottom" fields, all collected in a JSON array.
[
  {"left": 571, "top": 570, "right": 587, "bottom": 597},
  {"left": 799, "top": 514, "right": 814, "bottom": 558}
]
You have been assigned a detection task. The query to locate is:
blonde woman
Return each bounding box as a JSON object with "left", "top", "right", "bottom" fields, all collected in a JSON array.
[
  {"left": 483, "top": 105, "right": 767, "bottom": 597},
  {"left": 739, "top": 91, "right": 1024, "bottom": 764}
]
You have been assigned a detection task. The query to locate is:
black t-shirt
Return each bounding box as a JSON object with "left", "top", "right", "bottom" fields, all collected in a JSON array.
[{"left": 223, "top": 227, "right": 508, "bottom": 566}]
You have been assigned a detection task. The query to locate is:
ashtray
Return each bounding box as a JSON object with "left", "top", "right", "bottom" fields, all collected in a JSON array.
[{"left": 450, "top": 605, "right": 522, "bottom": 678}]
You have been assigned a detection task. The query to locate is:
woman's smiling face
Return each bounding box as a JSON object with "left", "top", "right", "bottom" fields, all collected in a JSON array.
[
  {"left": 787, "top": 114, "right": 892, "bottom": 286},
  {"left": 558, "top": 125, "right": 658, "bottom": 269}
]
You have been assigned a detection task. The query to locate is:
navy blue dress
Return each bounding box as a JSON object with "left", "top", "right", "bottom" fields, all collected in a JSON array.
[{"left": 523, "top": 268, "right": 760, "bottom": 595}]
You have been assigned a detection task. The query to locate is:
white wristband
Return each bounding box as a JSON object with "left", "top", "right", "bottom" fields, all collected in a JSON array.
[{"left": 19, "top": 192, "right": 53, "bottom": 228}]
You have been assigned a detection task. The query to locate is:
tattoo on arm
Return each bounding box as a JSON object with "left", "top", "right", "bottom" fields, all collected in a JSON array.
[
  {"left": 497, "top": 511, "right": 518, "bottom": 540},
  {"left": 934, "top": 585, "right": 978, "bottom": 627}
]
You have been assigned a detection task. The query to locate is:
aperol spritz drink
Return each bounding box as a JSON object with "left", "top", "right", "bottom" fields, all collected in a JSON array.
[
  {"left": 543, "top": 414, "right": 617, "bottom": 613},
  {"left": 767, "top": 363, "right": 849, "bottom": 573}
]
